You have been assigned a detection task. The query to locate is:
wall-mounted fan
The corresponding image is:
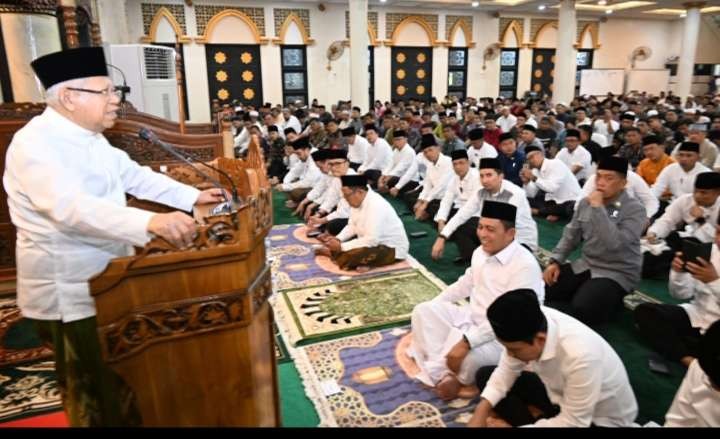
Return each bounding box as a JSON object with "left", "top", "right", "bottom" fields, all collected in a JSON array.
[
  {"left": 483, "top": 43, "right": 501, "bottom": 70},
  {"left": 631, "top": 46, "right": 652, "bottom": 68},
  {"left": 326, "top": 41, "right": 345, "bottom": 71}
]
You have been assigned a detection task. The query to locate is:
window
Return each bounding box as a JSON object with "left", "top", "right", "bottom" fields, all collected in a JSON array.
[
  {"left": 499, "top": 48, "right": 519, "bottom": 99},
  {"left": 281, "top": 45, "right": 308, "bottom": 106},
  {"left": 575, "top": 49, "right": 594, "bottom": 96},
  {"left": 447, "top": 48, "right": 468, "bottom": 100}
]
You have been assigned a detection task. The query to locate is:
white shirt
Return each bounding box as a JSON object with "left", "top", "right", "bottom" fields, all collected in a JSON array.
[
  {"left": 283, "top": 115, "right": 302, "bottom": 135},
  {"left": 432, "top": 241, "right": 544, "bottom": 347},
  {"left": 555, "top": 145, "right": 592, "bottom": 182},
  {"left": 652, "top": 162, "right": 711, "bottom": 202},
  {"left": 579, "top": 170, "right": 659, "bottom": 218},
  {"left": 419, "top": 155, "right": 453, "bottom": 202},
  {"left": 665, "top": 360, "right": 720, "bottom": 427},
  {"left": 575, "top": 117, "right": 592, "bottom": 127},
  {"left": 358, "top": 137, "right": 393, "bottom": 173},
  {"left": 481, "top": 307, "right": 638, "bottom": 427},
  {"left": 593, "top": 119, "right": 619, "bottom": 147},
  {"left": 441, "top": 180, "right": 538, "bottom": 251},
  {"left": 336, "top": 190, "right": 409, "bottom": 259},
  {"left": 383, "top": 143, "right": 416, "bottom": 178},
  {"left": 321, "top": 168, "right": 356, "bottom": 220},
  {"left": 4, "top": 107, "right": 200, "bottom": 323},
  {"left": 233, "top": 126, "right": 250, "bottom": 150},
  {"left": 497, "top": 114, "right": 517, "bottom": 133},
  {"left": 306, "top": 173, "right": 333, "bottom": 204},
  {"left": 434, "top": 168, "right": 480, "bottom": 222},
  {"left": 281, "top": 156, "right": 322, "bottom": 191},
  {"left": 669, "top": 244, "right": 720, "bottom": 332},
  {"left": 649, "top": 193, "right": 720, "bottom": 242},
  {"left": 524, "top": 158, "right": 582, "bottom": 204},
  {"left": 347, "top": 135, "right": 369, "bottom": 165},
  {"left": 467, "top": 142, "right": 498, "bottom": 168}
]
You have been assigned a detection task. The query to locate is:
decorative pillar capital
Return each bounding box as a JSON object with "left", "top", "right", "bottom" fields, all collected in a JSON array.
[{"left": 682, "top": 2, "right": 706, "bottom": 9}]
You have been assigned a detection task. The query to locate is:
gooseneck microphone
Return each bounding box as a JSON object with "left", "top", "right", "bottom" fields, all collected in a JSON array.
[{"left": 138, "top": 128, "right": 240, "bottom": 213}]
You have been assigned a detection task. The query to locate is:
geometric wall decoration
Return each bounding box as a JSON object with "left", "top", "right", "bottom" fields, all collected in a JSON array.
[
  {"left": 274, "top": 8, "right": 311, "bottom": 38},
  {"left": 205, "top": 44, "right": 263, "bottom": 109},
  {"left": 141, "top": 3, "right": 187, "bottom": 35},
  {"left": 530, "top": 48, "right": 555, "bottom": 97},
  {"left": 344, "top": 11, "right": 379, "bottom": 42},
  {"left": 499, "top": 17, "right": 523, "bottom": 45},
  {"left": 391, "top": 46, "right": 432, "bottom": 103},
  {"left": 195, "top": 5, "right": 265, "bottom": 37},
  {"left": 445, "top": 15, "right": 473, "bottom": 43},
  {"left": 530, "top": 19, "right": 556, "bottom": 46}
]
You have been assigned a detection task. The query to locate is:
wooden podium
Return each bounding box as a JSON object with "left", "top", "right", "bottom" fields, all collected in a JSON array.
[{"left": 88, "top": 138, "right": 278, "bottom": 426}]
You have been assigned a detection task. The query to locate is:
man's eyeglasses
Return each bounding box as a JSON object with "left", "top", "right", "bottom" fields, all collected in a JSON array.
[{"left": 66, "top": 85, "right": 126, "bottom": 100}]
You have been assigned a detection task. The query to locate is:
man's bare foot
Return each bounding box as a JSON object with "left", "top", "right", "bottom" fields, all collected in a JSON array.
[
  {"left": 546, "top": 215, "right": 559, "bottom": 222},
  {"left": 356, "top": 265, "right": 372, "bottom": 273},
  {"left": 435, "top": 374, "right": 461, "bottom": 401},
  {"left": 531, "top": 208, "right": 540, "bottom": 216}
]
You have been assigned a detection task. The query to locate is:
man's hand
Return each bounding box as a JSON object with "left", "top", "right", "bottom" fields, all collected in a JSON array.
[
  {"left": 445, "top": 339, "right": 470, "bottom": 373},
  {"left": 486, "top": 417, "right": 511, "bottom": 428},
  {"left": 308, "top": 215, "right": 329, "bottom": 228},
  {"left": 303, "top": 202, "right": 318, "bottom": 221},
  {"left": 148, "top": 211, "right": 197, "bottom": 249},
  {"left": 314, "top": 245, "right": 331, "bottom": 257},
  {"left": 414, "top": 201, "right": 428, "bottom": 220},
  {"left": 689, "top": 204, "right": 704, "bottom": 220},
  {"left": 195, "top": 188, "right": 229, "bottom": 205},
  {"left": 389, "top": 187, "right": 400, "bottom": 197},
  {"left": 543, "top": 262, "right": 561, "bottom": 285},
  {"left": 437, "top": 220, "right": 446, "bottom": 233},
  {"left": 268, "top": 176, "right": 279, "bottom": 186},
  {"left": 587, "top": 190, "right": 604, "bottom": 208},
  {"left": 671, "top": 252, "right": 685, "bottom": 273},
  {"left": 467, "top": 399, "right": 493, "bottom": 428},
  {"left": 686, "top": 256, "right": 719, "bottom": 283},
  {"left": 644, "top": 232, "right": 658, "bottom": 244},
  {"left": 520, "top": 168, "right": 534, "bottom": 182},
  {"left": 325, "top": 237, "right": 342, "bottom": 253},
  {"left": 431, "top": 237, "right": 446, "bottom": 260}
]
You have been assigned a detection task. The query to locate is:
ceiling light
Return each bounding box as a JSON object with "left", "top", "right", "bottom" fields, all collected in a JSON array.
[
  {"left": 538, "top": 4, "right": 546, "bottom": 10},
  {"left": 605, "top": 9, "right": 614, "bottom": 14},
  {"left": 598, "top": 0, "right": 607, "bottom": 5},
  {"left": 680, "top": 12, "right": 687, "bottom": 17},
  {"left": 471, "top": 1, "right": 480, "bottom": 6}
]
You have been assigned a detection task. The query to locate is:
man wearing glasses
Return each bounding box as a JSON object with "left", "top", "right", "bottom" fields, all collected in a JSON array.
[
  {"left": 3, "top": 48, "right": 226, "bottom": 426},
  {"left": 307, "top": 149, "right": 357, "bottom": 236}
]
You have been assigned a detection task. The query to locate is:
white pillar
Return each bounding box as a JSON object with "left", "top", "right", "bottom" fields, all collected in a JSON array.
[
  {"left": 553, "top": 0, "right": 577, "bottom": 104},
  {"left": 676, "top": 2, "right": 704, "bottom": 101},
  {"left": 96, "top": 0, "right": 130, "bottom": 44},
  {"left": 0, "top": 14, "right": 62, "bottom": 102},
  {"left": 348, "top": 0, "right": 370, "bottom": 112},
  {"left": 516, "top": 18, "right": 532, "bottom": 97}
]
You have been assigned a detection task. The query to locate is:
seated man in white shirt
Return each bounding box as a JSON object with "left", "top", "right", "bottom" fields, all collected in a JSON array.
[
  {"left": 307, "top": 149, "right": 356, "bottom": 236},
  {"left": 635, "top": 216, "right": 720, "bottom": 367},
  {"left": 520, "top": 145, "right": 582, "bottom": 222},
  {"left": 293, "top": 149, "right": 331, "bottom": 220},
  {"left": 466, "top": 128, "right": 498, "bottom": 168},
  {"left": 409, "top": 134, "right": 453, "bottom": 221},
  {"left": 432, "top": 158, "right": 538, "bottom": 264},
  {"left": 410, "top": 201, "right": 544, "bottom": 401},
  {"left": 554, "top": 129, "right": 592, "bottom": 186},
  {"left": 274, "top": 137, "right": 322, "bottom": 208},
  {"left": 664, "top": 320, "right": 720, "bottom": 427},
  {"left": 378, "top": 130, "right": 419, "bottom": 196},
  {"left": 433, "top": 150, "right": 480, "bottom": 238},
  {"left": 342, "top": 126, "right": 368, "bottom": 171},
  {"left": 641, "top": 172, "right": 720, "bottom": 279},
  {"left": 315, "top": 174, "right": 409, "bottom": 272},
  {"left": 652, "top": 142, "right": 711, "bottom": 204},
  {"left": 469, "top": 289, "right": 637, "bottom": 428},
  {"left": 357, "top": 124, "right": 393, "bottom": 188}
]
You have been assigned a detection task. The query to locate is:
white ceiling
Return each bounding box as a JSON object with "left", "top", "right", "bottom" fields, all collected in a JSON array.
[{"left": 296, "top": 0, "right": 720, "bottom": 20}]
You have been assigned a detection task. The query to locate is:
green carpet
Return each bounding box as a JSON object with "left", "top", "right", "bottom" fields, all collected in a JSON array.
[{"left": 272, "top": 189, "right": 685, "bottom": 426}]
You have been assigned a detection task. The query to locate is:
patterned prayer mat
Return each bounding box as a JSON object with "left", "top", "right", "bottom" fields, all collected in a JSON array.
[
  {"left": 297, "top": 327, "right": 480, "bottom": 427},
  {"left": 533, "top": 248, "right": 662, "bottom": 311},
  {"left": 274, "top": 322, "right": 291, "bottom": 364},
  {"left": 275, "top": 270, "right": 445, "bottom": 346},
  {"left": 269, "top": 224, "right": 412, "bottom": 291},
  {"left": 0, "top": 298, "right": 62, "bottom": 423}
]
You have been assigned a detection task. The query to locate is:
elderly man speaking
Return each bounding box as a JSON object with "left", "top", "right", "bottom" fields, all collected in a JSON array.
[{"left": 3, "top": 47, "right": 226, "bottom": 426}]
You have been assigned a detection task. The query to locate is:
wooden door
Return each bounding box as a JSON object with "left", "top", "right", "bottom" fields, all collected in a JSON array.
[{"left": 391, "top": 47, "right": 432, "bottom": 103}]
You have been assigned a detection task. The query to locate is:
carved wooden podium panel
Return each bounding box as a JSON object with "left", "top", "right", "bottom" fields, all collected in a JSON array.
[{"left": 88, "top": 137, "right": 277, "bottom": 426}]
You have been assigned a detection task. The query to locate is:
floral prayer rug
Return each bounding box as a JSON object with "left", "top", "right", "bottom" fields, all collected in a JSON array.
[
  {"left": 296, "top": 327, "right": 480, "bottom": 427},
  {"left": 274, "top": 270, "right": 445, "bottom": 346},
  {"left": 0, "top": 298, "right": 53, "bottom": 368},
  {"left": 268, "top": 224, "right": 412, "bottom": 291}
]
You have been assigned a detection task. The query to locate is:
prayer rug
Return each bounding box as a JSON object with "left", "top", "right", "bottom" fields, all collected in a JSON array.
[
  {"left": 0, "top": 298, "right": 53, "bottom": 368},
  {"left": 275, "top": 270, "right": 445, "bottom": 346},
  {"left": 269, "top": 224, "right": 412, "bottom": 291},
  {"left": 274, "top": 322, "right": 291, "bottom": 364},
  {"left": 296, "top": 327, "right": 480, "bottom": 427}
]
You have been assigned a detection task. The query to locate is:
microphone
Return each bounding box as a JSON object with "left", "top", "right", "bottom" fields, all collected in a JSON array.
[{"left": 138, "top": 128, "right": 240, "bottom": 214}]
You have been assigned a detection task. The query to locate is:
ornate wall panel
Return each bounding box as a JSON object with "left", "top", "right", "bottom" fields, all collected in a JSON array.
[
  {"left": 386, "top": 13, "right": 438, "bottom": 44},
  {"left": 195, "top": 5, "right": 265, "bottom": 37},
  {"left": 274, "top": 8, "right": 311, "bottom": 39},
  {"left": 141, "top": 3, "right": 187, "bottom": 36},
  {"left": 445, "top": 15, "right": 473, "bottom": 45}
]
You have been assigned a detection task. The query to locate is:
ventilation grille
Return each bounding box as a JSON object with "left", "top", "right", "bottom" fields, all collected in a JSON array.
[{"left": 143, "top": 46, "right": 174, "bottom": 80}]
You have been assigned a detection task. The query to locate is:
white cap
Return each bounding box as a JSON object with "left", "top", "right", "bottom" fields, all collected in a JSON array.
[
  {"left": 647, "top": 110, "right": 659, "bottom": 117},
  {"left": 234, "top": 106, "right": 243, "bottom": 112},
  {"left": 556, "top": 102, "right": 568, "bottom": 107},
  {"left": 684, "top": 108, "right": 696, "bottom": 114},
  {"left": 341, "top": 110, "right": 350, "bottom": 115},
  {"left": 249, "top": 110, "right": 259, "bottom": 117},
  {"left": 309, "top": 112, "right": 319, "bottom": 118}
]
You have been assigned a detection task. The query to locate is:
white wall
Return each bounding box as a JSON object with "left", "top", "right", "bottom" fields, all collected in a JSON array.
[{"left": 107, "top": 1, "right": 720, "bottom": 120}]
